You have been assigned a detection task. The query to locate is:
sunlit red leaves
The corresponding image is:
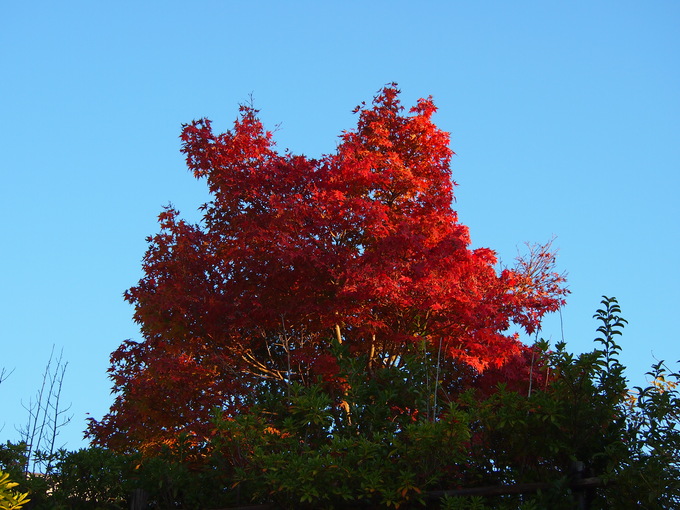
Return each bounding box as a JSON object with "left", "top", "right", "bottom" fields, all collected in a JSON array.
[{"left": 89, "top": 85, "right": 568, "bottom": 452}]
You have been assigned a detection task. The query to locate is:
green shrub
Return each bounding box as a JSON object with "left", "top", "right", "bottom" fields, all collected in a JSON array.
[
  {"left": 4, "top": 297, "right": 677, "bottom": 509},
  {"left": 47, "top": 447, "right": 133, "bottom": 509}
]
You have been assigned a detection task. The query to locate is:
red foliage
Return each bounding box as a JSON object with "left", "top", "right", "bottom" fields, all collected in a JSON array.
[{"left": 87, "top": 85, "right": 567, "bottom": 452}]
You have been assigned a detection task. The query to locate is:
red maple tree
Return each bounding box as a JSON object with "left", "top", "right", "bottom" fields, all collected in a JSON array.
[{"left": 87, "top": 85, "right": 567, "bottom": 453}]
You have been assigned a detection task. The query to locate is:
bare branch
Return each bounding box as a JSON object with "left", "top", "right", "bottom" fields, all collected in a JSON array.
[
  {"left": 0, "top": 366, "right": 14, "bottom": 385},
  {"left": 16, "top": 345, "right": 72, "bottom": 474}
]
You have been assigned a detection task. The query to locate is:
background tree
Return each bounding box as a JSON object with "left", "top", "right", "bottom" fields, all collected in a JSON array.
[
  {"left": 88, "top": 85, "right": 567, "bottom": 453},
  {"left": 18, "top": 346, "right": 72, "bottom": 475}
]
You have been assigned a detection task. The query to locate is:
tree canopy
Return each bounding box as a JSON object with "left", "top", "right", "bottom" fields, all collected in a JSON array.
[{"left": 87, "top": 85, "right": 567, "bottom": 454}]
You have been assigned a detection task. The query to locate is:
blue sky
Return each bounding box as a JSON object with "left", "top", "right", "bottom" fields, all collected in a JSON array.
[{"left": 1, "top": 1, "right": 678, "bottom": 450}]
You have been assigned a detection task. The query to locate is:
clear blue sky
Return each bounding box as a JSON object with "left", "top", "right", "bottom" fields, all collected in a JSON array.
[{"left": 2, "top": 1, "right": 678, "bottom": 450}]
